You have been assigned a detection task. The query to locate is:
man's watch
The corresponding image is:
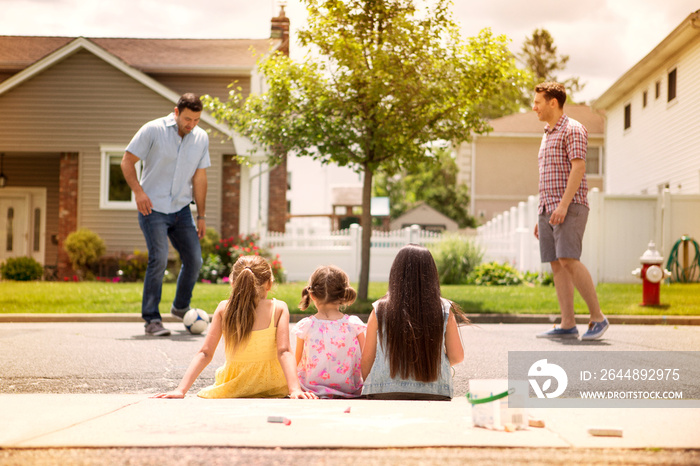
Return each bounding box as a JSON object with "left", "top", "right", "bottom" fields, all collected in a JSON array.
[{"left": 197, "top": 215, "right": 206, "bottom": 220}]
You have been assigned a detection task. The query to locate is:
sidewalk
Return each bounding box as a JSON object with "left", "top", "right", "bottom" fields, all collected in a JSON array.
[{"left": 3, "top": 395, "right": 700, "bottom": 449}]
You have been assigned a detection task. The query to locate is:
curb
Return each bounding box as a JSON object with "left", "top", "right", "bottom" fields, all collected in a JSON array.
[{"left": 1, "top": 313, "right": 699, "bottom": 326}]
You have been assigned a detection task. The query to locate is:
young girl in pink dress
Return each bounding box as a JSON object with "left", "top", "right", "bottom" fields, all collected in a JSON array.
[{"left": 294, "top": 265, "right": 366, "bottom": 398}]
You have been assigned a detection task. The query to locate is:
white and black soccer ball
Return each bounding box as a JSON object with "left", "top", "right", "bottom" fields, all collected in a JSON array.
[{"left": 183, "top": 308, "right": 210, "bottom": 334}]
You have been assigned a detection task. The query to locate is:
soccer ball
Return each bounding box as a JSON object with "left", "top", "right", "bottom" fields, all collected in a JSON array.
[{"left": 183, "top": 308, "right": 210, "bottom": 334}]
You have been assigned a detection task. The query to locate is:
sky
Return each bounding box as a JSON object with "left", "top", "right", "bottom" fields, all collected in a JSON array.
[{"left": 3, "top": 0, "right": 699, "bottom": 102}]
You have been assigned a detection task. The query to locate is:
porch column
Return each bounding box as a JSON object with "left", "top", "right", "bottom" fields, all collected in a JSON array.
[
  {"left": 221, "top": 154, "right": 241, "bottom": 240},
  {"left": 57, "top": 152, "right": 78, "bottom": 278}
]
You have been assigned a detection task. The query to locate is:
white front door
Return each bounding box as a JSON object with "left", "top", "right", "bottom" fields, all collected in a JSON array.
[{"left": 0, "top": 195, "right": 30, "bottom": 262}]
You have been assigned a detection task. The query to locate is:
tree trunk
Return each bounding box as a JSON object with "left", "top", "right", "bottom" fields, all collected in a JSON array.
[{"left": 358, "top": 165, "right": 373, "bottom": 301}]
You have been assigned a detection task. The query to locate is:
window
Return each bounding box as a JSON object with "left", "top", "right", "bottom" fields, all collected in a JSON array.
[
  {"left": 667, "top": 68, "right": 677, "bottom": 102},
  {"left": 655, "top": 81, "right": 661, "bottom": 99},
  {"left": 100, "top": 146, "right": 141, "bottom": 209},
  {"left": 642, "top": 90, "right": 648, "bottom": 108},
  {"left": 624, "top": 104, "right": 631, "bottom": 130},
  {"left": 586, "top": 146, "right": 603, "bottom": 176},
  {"left": 287, "top": 171, "right": 292, "bottom": 191}
]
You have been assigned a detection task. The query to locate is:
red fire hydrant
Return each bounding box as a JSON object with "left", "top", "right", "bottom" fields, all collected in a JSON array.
[{"left": 632, "top": 241, "right": 671, "bottom": 306}]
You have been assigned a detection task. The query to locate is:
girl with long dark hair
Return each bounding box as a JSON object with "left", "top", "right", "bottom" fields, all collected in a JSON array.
[{"left": 361, "top": 244, "right": 464, "bottom": 400}]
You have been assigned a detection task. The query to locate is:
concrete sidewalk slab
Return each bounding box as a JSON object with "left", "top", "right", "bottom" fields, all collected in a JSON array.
[
  {"left": 0, "top": 394, "right": 141, "bottom": 446},
  {"left": 0, "top": 395, "right": 564, "bottom": 449},
  {"left": 530, "top": 406, "right": 700, "bottom": 449},
  {"left": 2, "top": 395, "right": 699, "bottom": 450}
]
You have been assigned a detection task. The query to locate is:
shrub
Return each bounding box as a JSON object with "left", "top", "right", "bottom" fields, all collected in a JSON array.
[
  {"left": 523, "top": 270, "right": 554, "bottom": 286},
  {"left": 118, "top": 250, "right": 149, "bottom": 282},
  {"left": 206, "top": 233, "right": 286, "bottom": 283},
  {"left": 163, "top": 259, "right": 180, "bottom": 284},
  {"left": 467, "top": 261, "right": 522, "bottom": 286},
  {"left": 430, "top": 234, "right": 483, "bottom": 284},
  {"left": 199, "top": 253, "right": 224, "bottom": 283},
  {"left": 64, "top": 228, "right": 106, "bottom": 278},
  {"left": 200, "top": 228, "right": 220, "bottom": 259},
  {"left": 1, "top": 256, "right": 44, "bottom": 281}
]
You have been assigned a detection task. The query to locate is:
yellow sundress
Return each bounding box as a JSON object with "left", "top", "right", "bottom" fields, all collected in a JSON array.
[{"left": 197, "top": 299, "right": 288, "bottom": 398}]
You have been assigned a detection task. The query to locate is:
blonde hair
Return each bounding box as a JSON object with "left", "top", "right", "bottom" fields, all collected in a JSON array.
[
  {"left": 299, "top": 265, "right": 357, "bottom": 311},
  {"left": 222, "top": 255, "right": 273, "bottom": 348}
]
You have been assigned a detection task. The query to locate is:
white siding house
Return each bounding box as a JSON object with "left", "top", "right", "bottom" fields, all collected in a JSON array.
[
  {"left": 286, "top": 155, "right": 363, "bottom": 233},
  {"left": 593, "top": 10, "right": 700, "bottom": 195}
]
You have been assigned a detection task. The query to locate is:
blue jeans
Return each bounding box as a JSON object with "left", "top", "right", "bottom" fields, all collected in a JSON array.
[{"left": 138, "top": 206, "right": 202, "bottom": 323}]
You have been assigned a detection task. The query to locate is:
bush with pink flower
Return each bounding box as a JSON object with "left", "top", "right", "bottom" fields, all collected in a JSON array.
[{"left": 200, "top": 231, "right": 285, "bottom": 284}]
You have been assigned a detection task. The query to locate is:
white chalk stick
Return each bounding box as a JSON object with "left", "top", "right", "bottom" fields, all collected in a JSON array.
[{"left": 587, "top": 427, "right": 623, "bottom": 437}]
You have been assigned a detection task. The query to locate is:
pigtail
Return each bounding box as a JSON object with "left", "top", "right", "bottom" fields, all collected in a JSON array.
[
  {"left": 299, "top": 286, "right": 312, "bottom": 311},
  {"left": 342, "top": 286, "right": 357, "bottom": 306}
]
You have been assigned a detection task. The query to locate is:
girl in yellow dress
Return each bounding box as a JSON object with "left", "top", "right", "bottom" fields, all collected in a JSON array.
[{"left": 154, "top": 255, "right": 316, "bottom": 399}]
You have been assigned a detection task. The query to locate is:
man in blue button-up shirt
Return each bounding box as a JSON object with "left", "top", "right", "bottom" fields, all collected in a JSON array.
[{"left": 121, "top": 93, "right": 210, "bottom": 336}]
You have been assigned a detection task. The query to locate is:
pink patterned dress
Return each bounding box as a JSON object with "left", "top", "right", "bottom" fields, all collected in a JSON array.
[{"left": 293, "top": 315, "right": 366, "bottom": 398}]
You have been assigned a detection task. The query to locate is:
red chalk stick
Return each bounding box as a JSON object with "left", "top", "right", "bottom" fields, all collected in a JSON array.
[{"left": 267, "top": 416, "right": 291, "bottom": 425}]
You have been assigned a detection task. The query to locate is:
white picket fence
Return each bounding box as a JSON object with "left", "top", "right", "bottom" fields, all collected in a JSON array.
[
  {"left": 260, "top": 224, "right": 443, "bottom": 282},
  {"left": 260, "top": 189, "right": 700, "bottom": 284},
  {"left": 476, "top": 189, "right": 700, "bottom": 283}
]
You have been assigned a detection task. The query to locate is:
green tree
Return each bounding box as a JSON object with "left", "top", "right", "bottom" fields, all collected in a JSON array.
[
  {"left": 374, "top": 145, "right": 475, "bottom": 228},
  {"left": 519, "top": 28, "right": 585, "bottom": 101},
  {"left": 203, "top": 0, "right": 525, "bottom": 300}
]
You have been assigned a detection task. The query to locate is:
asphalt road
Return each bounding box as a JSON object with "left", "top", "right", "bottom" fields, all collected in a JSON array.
[{"left": 1, "top": 321, "right": 698, "bottom": 396}]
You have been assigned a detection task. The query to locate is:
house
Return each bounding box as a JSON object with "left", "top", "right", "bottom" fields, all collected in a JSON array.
[
  {"left": 0, "top": 10, "right": 292, "bottom": 278},
  {"left": 456, "top": 105, "right": 605, "bottom": 223},
  {"left": 593, "top": 9, "right": 700, "bottom": 195},
  {"left": 286, "top": 156, "right": 363, "bottom": 233},
  {"left": 389, "top": 202, "right": 458, "bottom": 232}
]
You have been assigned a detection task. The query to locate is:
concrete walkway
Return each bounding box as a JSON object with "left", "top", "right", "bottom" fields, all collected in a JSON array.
[{"left": 3, "top": 395, "right": 700, "bottom": 449}]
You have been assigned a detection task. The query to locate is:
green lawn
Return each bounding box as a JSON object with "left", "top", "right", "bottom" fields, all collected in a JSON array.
[{"left": 1, "top": 281, "right": 698, "bottom": 316}]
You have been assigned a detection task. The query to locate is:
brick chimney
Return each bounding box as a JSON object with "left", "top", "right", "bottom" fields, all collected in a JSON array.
[{"left": 270, "top": 2, "right": 290, "bottom": 56}]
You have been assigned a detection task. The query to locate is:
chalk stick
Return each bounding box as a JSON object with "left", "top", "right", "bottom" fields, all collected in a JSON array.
[
  {"left": 587, "top": 427, "right": 623, "bottom": 437},
  {"left": 267, "top": 416, "right": 291, "bottom": 425},
  {"left": 528, "top": 418, "right": 545, "bottom": 428}
]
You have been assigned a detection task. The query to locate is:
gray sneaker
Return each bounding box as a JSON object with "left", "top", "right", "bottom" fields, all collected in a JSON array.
[
  {"left": 171, "top": 306, "right": 190, "bottom": 320},
  {"left": 536, "top": 325, "right": 579, "bottom": 339},
  {"left": 581, "top": 318, "right": 609, "bottom": 341},
  {"left": 145, "top": 320, "right": 171, "bottom": 336}
]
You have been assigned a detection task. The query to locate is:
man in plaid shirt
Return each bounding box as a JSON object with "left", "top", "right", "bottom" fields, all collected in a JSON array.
[{"left": 532, "top": 82, "right": 609, "bottom": 341}]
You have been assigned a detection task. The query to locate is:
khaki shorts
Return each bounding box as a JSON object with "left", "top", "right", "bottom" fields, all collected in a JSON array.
[{"left": 538, "top": 203, "right": 589, "bottom": 263}]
